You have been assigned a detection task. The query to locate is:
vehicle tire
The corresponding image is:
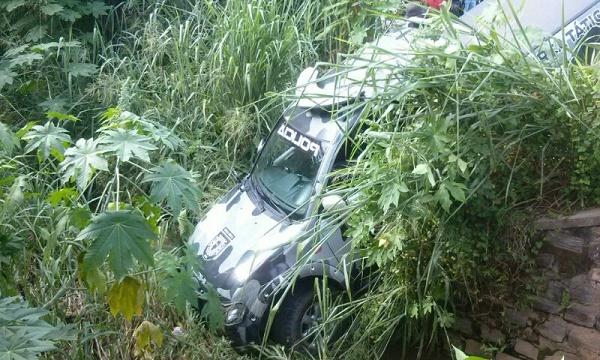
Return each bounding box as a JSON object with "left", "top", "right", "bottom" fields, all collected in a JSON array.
[{"left": 270, "top": 282, "right": 319, "bottom": 348}]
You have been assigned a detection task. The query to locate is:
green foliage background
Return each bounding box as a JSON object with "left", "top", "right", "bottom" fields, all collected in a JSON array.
[
  {"left": 0, "top": 0, "right": 599, "bottom": 359},
  {"left": 0, "top": 0, "right": 386, "bottom": 359}
]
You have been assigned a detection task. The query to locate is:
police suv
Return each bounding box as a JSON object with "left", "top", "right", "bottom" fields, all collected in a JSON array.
[{"left": 190, "top": 0, "right": 600, "bottom": 348}]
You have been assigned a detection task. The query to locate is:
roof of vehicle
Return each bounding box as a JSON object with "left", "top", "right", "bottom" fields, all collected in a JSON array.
[
  {"left": 462, "top": 0, "right": 598, "bottom": 35},
  {"left": 293, "top": 0, "right": 599, "bottom": 112}
]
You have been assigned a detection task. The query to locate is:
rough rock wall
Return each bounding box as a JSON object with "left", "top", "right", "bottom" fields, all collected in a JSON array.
[{"left": 451, "top": 209, "right": 600, "bottom": 360}]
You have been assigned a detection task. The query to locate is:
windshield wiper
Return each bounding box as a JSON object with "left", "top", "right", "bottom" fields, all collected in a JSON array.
[
  {"left": 248, "top": 176, "right": 266, "bottom": 213},
  {"left": 253, "top": 177, "right": 290, "bottom": 218}
]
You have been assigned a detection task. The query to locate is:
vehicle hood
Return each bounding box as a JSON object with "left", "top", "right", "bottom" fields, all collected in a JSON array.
[{"left": 189, "top": 185, "right": 306, "bottom": 300}]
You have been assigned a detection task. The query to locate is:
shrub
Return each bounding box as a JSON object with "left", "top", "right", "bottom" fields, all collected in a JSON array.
[{"left": 312, "top": 4, "right": 600, "bottom": 358}]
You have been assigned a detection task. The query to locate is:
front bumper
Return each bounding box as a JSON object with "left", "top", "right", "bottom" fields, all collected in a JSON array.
[
  {"left": 222, "top": 279, "right": 273, "bottom": 346},
  {"left": 224, "top": 303, "right": 263, "bottom": 346}
]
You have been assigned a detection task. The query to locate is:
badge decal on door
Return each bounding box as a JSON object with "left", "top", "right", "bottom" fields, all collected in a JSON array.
[{"left": 203, "top": 227, "right": 235, "bottom": 260}]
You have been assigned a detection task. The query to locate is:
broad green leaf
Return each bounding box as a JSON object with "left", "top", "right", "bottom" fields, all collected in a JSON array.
[
  {"left": 107, "top": 276, "right": 145, "bottom": 321},
  {"left": 60, "top": 138, "right": 108, "bottom": 190},
  {"left": 40, "top": 3, "right": 64, "bottom": 16},
  {"left": 133, "top": 195, "right": 161, "bottom": 233},
  {"left": 133, "top": 321, "right": 164, "bottom": 358},
  {"left": 82, "top": 1, "right": 112, "bottom": 17},
  {"left": 453, "top": 346, "right": 488, "bottom": 360},
  {"left": 70, "top": 206, "right": 91, "bottom": 230},
  {"left": 99, "top": 128, "right": 157, "bottom": 162},
  {"left": 154, "top": 251, "right": 179, "bottom": 275},
  {"left": 182, "top": 242, "right": 202, "bottom": 273},
  {"left": 458, "top": 158, "right": 468, "bottom": 173},
  {"left": 0, "top": 232, "right": 23, "bottom": 265},
  {"left": 453, "top": 346, "right": 468, "bottom": 360},
  {"left": 5, "top": 45, "right": 28, "bottom": 57},
  {"left": 100, "top": 107, "right": 122, "bottom": 124},
  {"left": 0, "top": 68, "right": 16, "bottom": 90},
  {"left": 31, "top": 41, "right": 80, "bottom": 52},
  {"left": 78, "top": 211, "right": 155, "bottom": 278},
  {"left": 16, "top": 121, "right": 37, "bottom": 139},
  {"left": 25, "top": 25, "right": 47, "bottom": 42},
  {"left": 0, "top": 296, "right": 71, "bottom": 360},
  {"left": 57, "top": 8, "right": 82, "bottom": 22},
  {"left": 412, "top": 163, "right": 429, "bottom": 175},
  {"left": 413, "top": 163, "right": 436, "bottom": 186},
  {"left": 46, "top": 111, "right": 79, "bottom": 122},
  {"left": 38, "top": 97, "right": 68, "bottom": 113},
  {"left": 143, "top": 162, "right": 201, "bottom": 214},
  {"left": 140, "top": 121, "right": 182, "bottom": 151},
  {"left": 200, "top": 285, "right": 224, "bottom": 331},
  {"left": 162, "top": 269, "right": 198, "bottom": 314},
  {"left": 67, "top": 63, "right": 97, "bottom": 77},
  {"left": 31, "top": 42, "right": 60, "bottom": 52},
  {"left": 449, "top": 154, "right": 469, "bottom": 173},
  {"left": 434, "top": 186, "right": 451, "bottom": 212},
  {"left": 4, "top": 0, "right": 26, "bottom": 12},
  {"left": 378, "top": 182, "right": 408, "bottom": 214},
  {"left": 50, "top": 147, "right": 65, "bottom": 162},
  {"left": 47, "top": 187, "right": 78, "bottom": 206},
  {"left": 349, "top": 26, "right": 368, "bottom": 44},
  {"left": 445, "top": 182, "right": 467, "bottom": 203},
  {"left": 77, "top": 253, "right": 106, "bottom": 295},
  {"left": 9, "top": 53, "right": 43, "bottom": 67},
  {"left": 0, "top": 122, "right": 19, "bottom": 154},
  {"left": 23, "top": 122, "right": 71, "bottom": 161}
]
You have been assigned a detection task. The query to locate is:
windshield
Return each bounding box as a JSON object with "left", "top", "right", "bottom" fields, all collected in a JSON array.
[{"left": 252, "top": 118, "right": 326, "bottom": 220}]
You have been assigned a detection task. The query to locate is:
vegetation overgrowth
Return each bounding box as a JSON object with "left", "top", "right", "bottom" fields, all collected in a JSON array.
[
  {"left": 0, "top": 0, "right": 598, "bottom": 359},
  {"left": 313, "top": 6, "right": 600, "bottom": 358}
]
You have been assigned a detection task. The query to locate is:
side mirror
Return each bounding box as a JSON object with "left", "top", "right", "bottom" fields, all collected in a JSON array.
[
  {"left": 321, "top": 194, "right": 347, "bottom": 212},
  {"left": 257, "top": 138, "right": 265, "bottom": 153}
]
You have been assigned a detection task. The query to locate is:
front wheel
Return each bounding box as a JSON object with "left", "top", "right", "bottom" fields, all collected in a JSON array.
[{"left": 271, "top": 283, "right": 321, "bottom": 349}]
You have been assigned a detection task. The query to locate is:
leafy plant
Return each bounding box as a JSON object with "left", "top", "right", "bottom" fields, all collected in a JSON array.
[
  {"left": 0, "top": 123, "right": 19, "bottom": 154},
  {"left": 59, "top": 138, "right": 108, "bottom": 189},
  {"left": 453, "top": 346, "right": 488, "bottom": 360},
  {"left": 1, "top": 0, "right": 536, "bottom": 359},
  {"left": 144, "top": 162, "right": 202, "bottom": 215},
  {"left": 133, "top": 320, "right": 164, "bottom": 359},
  {"left": 200, "top": 285, "right": 225, "bottom": 332},
  {"left": 79, "top": 211, "right": 155, "bottom": 279},
  {"left": 305, "top": 3, "right": 600, "bottom": 358},
  {"left": 23, "top": 122, "right": 71, "bottom": 161},
  {"left": 0, "top": 296, "right": 72, "bottom": 359},
  {"left": 0, "top": 232, "right": 23, "bottom": 266},
  {"left": 99, "top": 129, "right": 157, "bottom": 163},
  {"left": 106, "top": 276, "right": 145, "bottom": 321}
]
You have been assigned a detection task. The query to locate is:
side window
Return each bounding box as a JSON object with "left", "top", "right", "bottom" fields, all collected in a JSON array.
[
  {"left": 329, "top": 123, "right": 366, "bottom": 184},
  {"left": 336, "top": 121, "right": 367, "bottom": 167},
  {"left": 577, "top": 26, "right": 600, "bottom": 64},
  {"left": 333, "top": 139, "right": 350, "bottom": 170}
]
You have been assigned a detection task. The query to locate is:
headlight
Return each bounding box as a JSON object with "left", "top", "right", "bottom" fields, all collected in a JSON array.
[{"left": 225, "top": 303, "right": 247, "bottom": 325}]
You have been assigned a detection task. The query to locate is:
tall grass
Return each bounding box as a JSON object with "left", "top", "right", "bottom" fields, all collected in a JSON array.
[
  {"left": 85, "top": 0, "right": 387, "bottom": 210},
  {"left": 263, "top": 3, "right": 599, "bottom": 359},
  {"left": 8, "top": 0, "right": 595, "bottom": 358},
  {"left": 0, "top": 0, "right": 377, "bottom": 359}
]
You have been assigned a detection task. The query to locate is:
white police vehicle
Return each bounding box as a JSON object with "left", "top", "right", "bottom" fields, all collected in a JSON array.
[{"left": 190, "top": 0, "right": 600, "bottom": 348}]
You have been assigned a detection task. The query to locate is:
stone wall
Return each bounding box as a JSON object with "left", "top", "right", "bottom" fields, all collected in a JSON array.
[{"left": 451, "top": 209, "right": 600, "bottom": 360}]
